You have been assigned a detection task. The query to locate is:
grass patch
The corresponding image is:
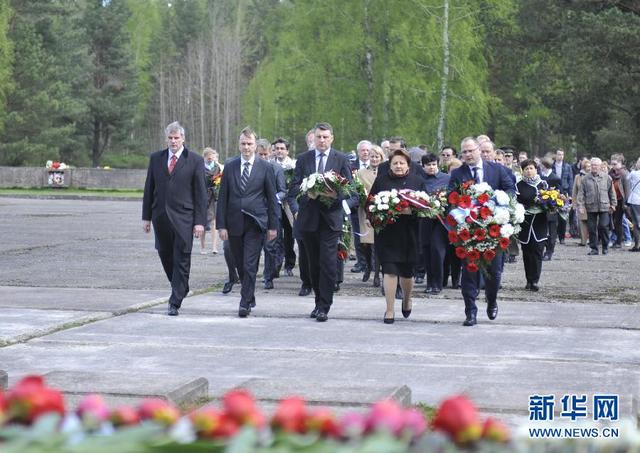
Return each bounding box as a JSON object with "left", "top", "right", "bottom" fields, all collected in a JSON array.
[
  {"left": 413, "top": 402, "right": 436, "bottom": 421},
  {"left": 0, "top": 187, "right": 143, "bottom": 198}
]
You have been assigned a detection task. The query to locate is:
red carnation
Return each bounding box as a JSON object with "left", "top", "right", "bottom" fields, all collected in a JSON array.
[
  {"left": 499, "top": 237, "right": 510, "bottom": 249},
  {"left": 223, "top": 389, "right": 264, "bottom": 428},
  {"left": 446, "top": 215, "right": 457, "bottom": 227},
  {"left": 5, "top": 375, "right": 65, "bottom": 424},
  {"left": 458, "top": 229, "right": 471, "bottom": 241},
  {"left": 337, "top": 249, "right": 348, "bottom": 261},
  {"left": 458, "top": 195, "right": 472, "bottom": 209},
  {"left": 473, "top": 229, "right": 486, "bottom": 241},
  {"left": 465, "top": 216, "right": 474, "bottom": 224},
  {"left": 448, "top": 192, "right": 460, "bottom": 206},
  {"left": 479, "top": 206, "right": 492, "bottom": 220},
  {"left": 477, "top": 193, "right": 490, "bottom": 204},
  {"left": 467, "top": 249, "right": 481, "bottom": 261},
  {"left": 447, "top": 231, "right": 458, "bottom": 243},
  {"left": 272, "top": 397, "right": 308, "bottom": 434},
  {"left": 110, "top": 406, "right": 140, "bottom": 427},
  {"left": 432, "top": 395, "right": 482, "bottom": 445},
  {"left": 466, "top": 262, "right": 479, "bottom": 273},
  {"left": 455, "top": 247, "right": 467, "bottom": 259},
  {"left": 489, "top": 224, "right": 502, "bottom": 238},
  {"left": 483, "top": 249, "right": 497, "bottom": 261},
  {"left": 462, "top": 181, "right": 474, "bottom": 189},
  {"left": 482, "top": 417, "right": 510, "bottom": 443}
]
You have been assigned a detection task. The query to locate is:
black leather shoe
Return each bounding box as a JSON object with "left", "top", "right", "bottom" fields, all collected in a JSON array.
[
  {"left": 264, "top": 280, "right": 274, "bottom": 290},
  {"left": 487, "top": 304, "right": 498, "bottom": 320},
  {"left": 395, "top": 286, "right": 403, "bottom": 300},
  {"left": 415, "top": 276, "right": 424, "bottom": 284},
  {"left": 362, "top": 268, "right": 371, "bottom": 282},
  {"left": 525, "top": 282, "right": 532, "bottom": 290},
  {"left": 423, "top": 287, "right": 432, "bottom": 294},
  {"left": 383, "top": 315, "right": 395, "bottom": 324},
  {"left": 431, "top": 288, "right": 441, "bottom": 295},
  {"left": 298, "top": 286, "right": 311, "bottom": 297},
  {"left": 350, "top": 265, "right": 363, "bottom": 273},
  {"left": 451, "top": 283, "right": 460, "bottom": 289},
  {"left": 249, "top": 297, "right": 256, "bottom": 308},
  {"left": 401, "top": 303, "right": 412, "bottom": 319},
  {"left": 285, "top": 268, "right": 294, "bottom": 277},
  {"left": 310, "top": 307, "right": 319, "bottom": 318},
  {"left": 602, "top": 248, "right": 608, "bottom": 255},
  {"left": 238, "top": 306, "right": 250, "bottom": 318},
  {"left": 334, "top": 282, "right": 340, "bottom": 292},
  {"left": 587, "top": 249, "right": 599, "bottom": 256},
  {"left": 530, "top": 284, "right": 539, "bottom": 292},
  {"left": 542, "top": 254, "right": 551, "bottom": 261},
  {"left": 168, "top": 305, "right": 179, "bottom": 316},
  {"left": 463, "top": 315, "right": 477, "bottom": 326},
  {"left": 222, "top": 281, "right": 235, "bottom": 294},
  {"left": 372, "top": 275, "right": 380, "bottom": 287},
  {"left": 316, "top": 311, "right": 328, "bottom": 322}
]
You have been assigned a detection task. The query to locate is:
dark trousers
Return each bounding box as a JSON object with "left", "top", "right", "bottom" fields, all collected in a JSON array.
[
  {"left": 422, "top": 219, "right": 447, "bottom": 291},
  {"left": 223, "top": 240, "right": 239, "bottom": 283},
  {"left": 522, "top": 240, "right": 544, "bottom": 284},
  {"left": 613, "top": 199, "right": 625, "bottom": 245},
  {"left": 297, "top": 239, "right": 312, "bottom": 288},
  {"left": 301, "top": 219, "right": 340, "bottom": 313},
  {"left": 557, "top": 214, "right": 567, "bottom": 242},
  {"left": 544, "top": 218, "right": 558, "bottom": 257},
  {"left": 443, "top": 244, "right": 461, "bottom": 287},
  {"left": 460, "top": 255, "right": 503, "bottom": 318},
  {"left": 587, "top": 211, "right": 611, "bottom": 251},
  {"left": 351, "top": 212, "right": 366, "bottom": 269},
  {"left": 153, "top": 214, "right": 191, "bottom": 308},
  {"left": 282, "top": 210, "right": 296, "bottom": 270},
  {"left": 229, "top": 216, "right": 264, "bottom": 309},
  {"left": 263, "top": 218, "right": 282, "bottom": 281}
]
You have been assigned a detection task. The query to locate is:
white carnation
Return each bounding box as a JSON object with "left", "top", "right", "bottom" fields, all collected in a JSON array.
[
  {"left": 514, "top": 203, "right": 525, "bottom": 223},
  {"left": 368, "top": 205, "right": 376, "bottom": 212},
  {"left": 307, "top": 174, "right": 317, "bottom": 188},
  {"left": 390, "top": 189, "right": 398, "bottom": 196},
  {"left": 500, "top": 224, "right": 515, "bottom": 237},
  {"left": 434, "top": 200, "right": 441, "bottom": 208},
  {"left": 392, "top": 197, "right": 400, "bottom": 204},
  {"left": 472, "top": 182, "right": 492, "bottom": 194},
  {"left": 493, "top": 207, "right": 510, "bottom": 224},
  {"left": 494, "top": 190, "right": 510, "bottom": 206},
  {"left": 379, "top": 204, "right": 389, "bottom": 210}
]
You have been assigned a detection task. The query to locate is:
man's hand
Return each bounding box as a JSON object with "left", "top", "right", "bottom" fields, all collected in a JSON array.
[
  {"left": 400, "top": 207, "right": 412, "bottom": 215},
  {"left": 267, "top": 229, "right": 277, "bottom": 242},
  {"left": 219, "top": 229, "right": 229, "bottom": 241},
  {"left": 142, "top": 220, "right": 151, "bottom": 233},
  {"left": 193, "top": 225, "right": 204, "bottom": 238},
  {"left": 322, "top": 189, "right": 338, "bottom": 199}
]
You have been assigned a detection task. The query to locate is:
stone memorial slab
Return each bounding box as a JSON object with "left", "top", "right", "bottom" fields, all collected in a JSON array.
[{"left": 43, "top": 371, "right": 208, "bottom": 409}]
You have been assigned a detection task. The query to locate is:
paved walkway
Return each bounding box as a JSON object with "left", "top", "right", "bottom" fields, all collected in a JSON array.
[{"left": 1, "top": 197, "right": 639, "bottom": 424}]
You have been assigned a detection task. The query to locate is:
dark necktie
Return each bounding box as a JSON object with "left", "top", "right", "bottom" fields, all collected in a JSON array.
[
  {"left": 472, "top": 166, "right": 480, "bottom": 184},
  {"left": 317, "top": 153, "right": 325, "bottom": 173},
  {"left": 240, "top": 161, "right": 250, "bottom": 193},
  {"left": 168, "top": 154, "right": 177, "bottom": 173}
]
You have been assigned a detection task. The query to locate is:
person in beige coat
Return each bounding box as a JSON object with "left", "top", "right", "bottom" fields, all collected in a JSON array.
[
  {"left": 356, "top": 145, "right": 386, "bottom": 287},
  {"left": 572, "top": 158, "right": 591, "bottom": 246},
  {"left": 578, "top": 157, "right": 617, "bottom": 255}
]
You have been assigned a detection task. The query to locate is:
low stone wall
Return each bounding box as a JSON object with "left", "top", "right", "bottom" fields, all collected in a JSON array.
[{"left": 0, "top": 167, "right": 147, "bottom": 190}]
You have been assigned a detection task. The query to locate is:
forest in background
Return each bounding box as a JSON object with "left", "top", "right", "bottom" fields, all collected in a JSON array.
[{"left": 0, "top": 0, "right": 638, "bottom": 167}]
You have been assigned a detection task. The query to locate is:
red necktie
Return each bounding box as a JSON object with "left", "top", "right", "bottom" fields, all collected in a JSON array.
[{"left": 169, "top": 154, "right": 177, "bottom": 173}]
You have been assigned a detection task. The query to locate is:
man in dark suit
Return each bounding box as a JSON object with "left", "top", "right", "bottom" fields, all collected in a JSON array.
[
  {"left": 448, "top": 136, "right": 516, "bottom": 326},
  {"left": 142, "top": 121, "right": 208, "bottom": 316},
  {"left": 287, "top": 122, "right": 357, "bottom": 322},
  {"left": 256, "top": 139, "right": 287, "bottom": 290},
  {"left": 552, "top": 149, "right": 573, "bottom": 244},
  {"left": 216, "top": 127, "right": 278, "bottom": 317}
]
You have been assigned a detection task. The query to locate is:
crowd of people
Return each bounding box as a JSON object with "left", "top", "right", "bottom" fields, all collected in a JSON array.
[{"left": 142, "top": 121, "right": 640, "bottom": 325}]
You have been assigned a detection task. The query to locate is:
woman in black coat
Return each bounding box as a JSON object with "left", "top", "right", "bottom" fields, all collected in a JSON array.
[
  {"left": 516, "top": 159, "right": 549, "bottom": 291},
  {"left": 369, "top": 149, "right": 427, "bottom": 323}
]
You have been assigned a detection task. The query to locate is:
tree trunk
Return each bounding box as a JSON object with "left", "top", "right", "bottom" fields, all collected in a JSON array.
[
  {"left": 363, "top": 0, "right": 374, "bottom": 138},
  {"left": 436, "top": 0, "right": 450, "bottom": 150}
]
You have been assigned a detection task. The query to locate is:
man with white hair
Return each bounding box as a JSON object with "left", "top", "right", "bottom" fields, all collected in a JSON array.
[
  {"left": 349, "top": 140, "right": 372, "bottom": 274},
  {"left": 142, "top": 121, "right": 208, "bottom": 316},
  {"left": 578, "top": 157, "right": 616, "bottom": 255}
]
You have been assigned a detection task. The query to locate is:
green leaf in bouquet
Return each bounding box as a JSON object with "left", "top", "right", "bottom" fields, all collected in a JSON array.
[
  {"left": 225, "top": 426, "right": 259, "bottom": 453},
  {"left": 354, "top": 432, "right": 410, "bottom": 453}
]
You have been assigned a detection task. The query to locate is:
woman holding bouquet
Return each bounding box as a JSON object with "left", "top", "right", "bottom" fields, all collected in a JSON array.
[
  {"left": 357, "top": 145, "right": 386, "bottom": 287},
  {"left": 516, "top": 159, "right": 549, "bottom": 291},
  {"left": 369, "top": 149, "right": 427, "bottom": 323}
]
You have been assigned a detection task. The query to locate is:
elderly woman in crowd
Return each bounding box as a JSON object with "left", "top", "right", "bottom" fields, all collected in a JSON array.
[
  {"left": 357, "top": 145, "right": 386, "bottom": 287},
  {"left": 516, "top": 159, "right": 549, "bottom": 291},
  {"left": 369, "top": 149, "right": 427, "bottom": 323},
  {"left": 201, "top": 147, "right": 222, "bottom": 254},
  {"left": 627, "top": 157, "right": 640, "bottom": 252},
  {"left": 572, "top": 158, "right": 591, "bottom": 246}
]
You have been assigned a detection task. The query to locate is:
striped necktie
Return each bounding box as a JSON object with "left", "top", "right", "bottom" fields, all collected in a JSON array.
[
  {"left": 240, "top": 161, "right": 250, "bottom": 193},
  {"left": 168, "top": 154, "right": 177, "bottom": 173}
]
